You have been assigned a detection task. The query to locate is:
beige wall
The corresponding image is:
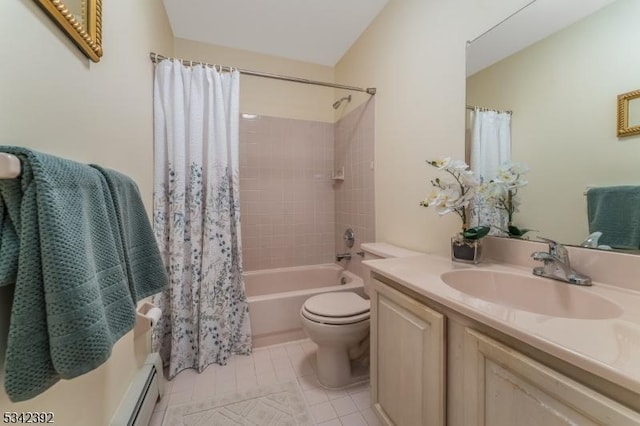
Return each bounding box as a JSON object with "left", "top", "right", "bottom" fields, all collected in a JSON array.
[
  {"left": 467, "top": 0, "right": 640, "bottom": 246},
  {"left": 335, "top": 0, "right": 532, "bottom": 255},
  {"left": 0, "top": 0, "right": 173, "bottom": 424},
  {"left": 174, "top": 38, "right": 336, "bottom": 123}
]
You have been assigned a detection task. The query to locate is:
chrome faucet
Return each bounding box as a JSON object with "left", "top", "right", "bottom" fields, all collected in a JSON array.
[
  {"left": 336, "top": 252, "right": 352, "bottom": 261},
  {"left": 531, "top": 237, "right": 592, "bottom": 286}
]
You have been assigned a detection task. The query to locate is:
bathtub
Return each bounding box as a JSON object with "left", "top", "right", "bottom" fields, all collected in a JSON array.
[{"left": 244, "top": 264, "right": 365, "bottom": 348}]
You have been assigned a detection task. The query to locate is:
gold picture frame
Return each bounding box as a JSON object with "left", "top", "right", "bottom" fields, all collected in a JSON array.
[
  {"left": 617, "top": 89, "right": 640, "bottom": 137},
  {"left": 34, "top": 0, "right": 102, "bottom": 62}
]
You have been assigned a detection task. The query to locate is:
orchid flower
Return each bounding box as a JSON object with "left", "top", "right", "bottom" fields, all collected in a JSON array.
[
  {"left": 421, "top": 158, "right": 488, "bottom": 239},
  {"left": 487, "top": 161, "right": 529, "bottom": 229}
]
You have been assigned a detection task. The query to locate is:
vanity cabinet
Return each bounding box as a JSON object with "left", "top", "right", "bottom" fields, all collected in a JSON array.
[
  {"left": 370, "top": 278, "right": 445, "bottom": 426},
  {"left": 370, "top": 276, "right": 640, "bottom": 426},
  {"left": 464, "top": 328, "right": 640, "bottom": 426}
]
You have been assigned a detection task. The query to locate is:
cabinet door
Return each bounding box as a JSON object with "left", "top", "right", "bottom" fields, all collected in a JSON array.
[
  {"left": 464, "top": 328, "right": 640, "bottom": 426},
  {"left": 371, "top": 279, "right": 445, "bottom": 426}
]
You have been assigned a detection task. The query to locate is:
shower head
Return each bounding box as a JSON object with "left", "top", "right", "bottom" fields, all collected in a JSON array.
[{"left": 332, "top": 95, "right": 352, "bottom": 110}]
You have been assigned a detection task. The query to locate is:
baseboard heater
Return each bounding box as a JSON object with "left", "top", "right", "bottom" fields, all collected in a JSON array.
[{"left": 111, "top": 353, "right": 164, "bottom": 426}]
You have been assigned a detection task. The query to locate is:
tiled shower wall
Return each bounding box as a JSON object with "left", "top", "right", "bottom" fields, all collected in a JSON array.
[
  {"left": 239, "top": 101, "right": 375, "bottom": 275},
  {"left": 334, "top": 100, "right": 376, "bottom": 278},
  {"left": 239, "top": 115, "right": 335, "bottom": 271}
]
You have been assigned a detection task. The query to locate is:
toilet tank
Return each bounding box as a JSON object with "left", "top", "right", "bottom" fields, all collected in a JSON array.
[{"left": 360, "top": 243, "right": 423, "bottom": 296}]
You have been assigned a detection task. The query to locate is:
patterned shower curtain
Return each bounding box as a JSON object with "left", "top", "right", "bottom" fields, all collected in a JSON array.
[
  {"left": 469, "top": 108, "right": 512, "bottom": 234},
  {"left": 151, "top": 59, "right": 252, "bottom": 378}
]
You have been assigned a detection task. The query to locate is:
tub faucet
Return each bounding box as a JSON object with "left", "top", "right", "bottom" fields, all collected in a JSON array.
[
  {"left": 336, "top": 252, "right": 352, "bottom": 261},
  {"left": 531, "top": 237, "right": 592, "bottom": 286}
]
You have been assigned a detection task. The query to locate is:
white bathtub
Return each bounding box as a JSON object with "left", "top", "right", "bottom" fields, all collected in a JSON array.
[{"left": 244, "top": 264, "right": 365, "bottom": 348}]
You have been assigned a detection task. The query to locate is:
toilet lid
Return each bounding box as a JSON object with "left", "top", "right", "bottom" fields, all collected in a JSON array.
[
  {"left": 303, "top": 292, "right": 370, "bottom": 318},
  {"left": 302, "top": 308, "right": 370, "bottom": 325}
]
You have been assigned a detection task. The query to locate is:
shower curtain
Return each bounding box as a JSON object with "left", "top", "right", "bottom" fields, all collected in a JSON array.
[
  {"left": 151, "top": 59, "right": 252, "bottom": 378},
  {"left": 469, "top": 108, "right": 512, "bottom": 233}
]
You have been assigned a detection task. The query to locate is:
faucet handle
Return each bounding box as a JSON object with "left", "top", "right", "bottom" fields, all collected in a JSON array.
[
  {"left": 537, "top": 236, "right": 558, "bottom": 252},
  {"left": 537, "top": 236, "right": 569, "bottom": 264}
]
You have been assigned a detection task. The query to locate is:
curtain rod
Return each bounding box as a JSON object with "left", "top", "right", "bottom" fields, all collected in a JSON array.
[
  {"left": 149, "top": 52, "right": 377, "bottom": 96},
  {"left": 466, "top": 105, "right": 512, "bottom": 115}
]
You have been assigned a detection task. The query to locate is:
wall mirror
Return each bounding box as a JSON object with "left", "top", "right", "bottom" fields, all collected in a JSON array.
[
  {"left": 466, "top": 0, "right": 640, "bottom": 253},
  {"left": 34, "top": 0, "right": 103, "bottom": 62},
  {"left": 618, "top": 90, "right": 640, "bottom": 137}
]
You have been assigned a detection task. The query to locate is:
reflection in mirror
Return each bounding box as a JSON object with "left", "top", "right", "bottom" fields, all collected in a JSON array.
[
  {"left": 63, "top": 0, "right": 85, "bottom": 27},
  {"left": 630, "top": 99, "right": 640, "bottom": 128},
  {"left": 466, "top": 0, "right": 640, "bottom": 253},
  {"left": 618, "top": 90, "right": 640, "bottom": 137}
]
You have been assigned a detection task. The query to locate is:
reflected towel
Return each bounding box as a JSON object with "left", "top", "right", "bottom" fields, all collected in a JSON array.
[
  {"left": 587, "top": 185, "right": 640, "bottom": 250},
  {"left": 0, "top": 146, "right": 167, "bottom": 401}
]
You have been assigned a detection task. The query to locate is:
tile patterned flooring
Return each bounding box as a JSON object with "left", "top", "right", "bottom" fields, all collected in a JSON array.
[{"left": 149, "top": 339, "right": 381, "bottom": 426}]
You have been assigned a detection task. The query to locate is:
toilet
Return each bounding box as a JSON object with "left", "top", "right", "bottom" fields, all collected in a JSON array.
[{"left": 300, "top": 243, "right": 423, "bottom": 388}]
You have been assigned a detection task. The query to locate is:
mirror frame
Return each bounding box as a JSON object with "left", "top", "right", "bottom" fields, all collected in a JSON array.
[
  {"left": 617, "top": 89, "right": 640, "bottom": 137},
  {"left": 34, "top": 0, "right": 103, "bottom": 62}
]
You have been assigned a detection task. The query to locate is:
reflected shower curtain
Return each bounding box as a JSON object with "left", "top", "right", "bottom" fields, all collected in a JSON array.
[
  {"left": 151, "top": 59, "right": 251, "bottom": 378},
  {"left": 469, "top": 109, "right": 512, "bottom": 233}
]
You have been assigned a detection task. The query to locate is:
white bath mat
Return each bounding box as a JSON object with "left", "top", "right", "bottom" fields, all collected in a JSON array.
[{"left": 162, "top": 381, "right": 312, "bottom": 426}]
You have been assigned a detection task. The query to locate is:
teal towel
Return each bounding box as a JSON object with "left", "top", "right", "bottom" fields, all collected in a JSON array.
[
  {"left": 0, "top": 147, "right": 167, "bottom": 402},
  {"left": 0, "top": 179, "right": 20, "bottom": 287},
  {"left": 587, "top": 185, "right": 640, "bottom": 250},
  {"left": 90, "top": 165, "right": 168, "bottom": 301}
]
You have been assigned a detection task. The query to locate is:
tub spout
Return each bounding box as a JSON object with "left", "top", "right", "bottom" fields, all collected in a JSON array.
[{"left": 336, "top": 252, "right": 352, "bottom": 261}]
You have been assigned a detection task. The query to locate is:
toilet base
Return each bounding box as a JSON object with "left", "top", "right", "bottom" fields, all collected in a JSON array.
[
  {"left": 300, "top": 301, "right": 370, "bottom": 389},
  {"left": 315, "top": 344, "right": 370, "bottom": 389}
]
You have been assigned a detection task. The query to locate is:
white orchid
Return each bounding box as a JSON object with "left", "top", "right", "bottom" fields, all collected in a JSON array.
[
  {"left": 421, "top": 158, "right": 486, "bottom": 237},
  {"left": 487, "top": 161, "right": 528, "bottom": 225},
  {"left": 448, "top": 159, "right": 470, "bottom": 172},
  {"left": 422, "top": 188, "right": 442, "bottom": 208},
  {"left": 459, "top": 169, "right": 480, "bottom": 187},
  {"left": 427, "top": 184, "right": 472, "bottom": 216},
  {"left": 431, "top": 157, "right": 452, "bottom": 169},
  {"left": 509, "top": 162, "right": 529, "bottom": 175},
  {"left": 478, "top": 181, "right": 506, "bottom": 202},
  {"left": 493, "top": 162, "right": 528, "bottom": 189}
]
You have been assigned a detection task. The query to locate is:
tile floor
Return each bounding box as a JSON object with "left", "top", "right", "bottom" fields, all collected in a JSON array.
[{"left": 149, "top": 339, "right": 381, "bottom": 426}]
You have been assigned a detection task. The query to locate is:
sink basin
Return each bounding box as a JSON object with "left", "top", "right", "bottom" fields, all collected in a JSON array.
[{"left": 440, "top": 270, "right": 622, "bottom": 319}]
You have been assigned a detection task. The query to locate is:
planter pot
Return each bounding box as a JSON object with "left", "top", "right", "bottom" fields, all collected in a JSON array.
[{"left": 451, "top": 237, "right": 482, "bottom": 264}]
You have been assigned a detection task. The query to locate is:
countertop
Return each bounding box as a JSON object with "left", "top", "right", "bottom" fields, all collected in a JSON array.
[{"left": 364, "top": 254, "right": 640, "bottom": 395}]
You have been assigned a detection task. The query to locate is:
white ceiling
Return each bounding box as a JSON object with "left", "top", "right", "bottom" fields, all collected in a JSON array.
[
  {"left": 467, "top": 0, "right": 617, "bottom": 76},
  {"left": 163, "top": 0, "right": 389, "bottom": 66},
  {"left": 164, "top": 0, "right": 618, "bottom": 71}
]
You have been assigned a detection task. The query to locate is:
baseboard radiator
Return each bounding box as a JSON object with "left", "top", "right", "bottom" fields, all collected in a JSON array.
[{"left": 111, "top": 353, "right": 164, "bottom": 426}]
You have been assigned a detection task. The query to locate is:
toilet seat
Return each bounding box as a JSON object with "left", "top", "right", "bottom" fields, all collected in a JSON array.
[{"left": 302, "top": 292, "right": 370, "bottom": 325}]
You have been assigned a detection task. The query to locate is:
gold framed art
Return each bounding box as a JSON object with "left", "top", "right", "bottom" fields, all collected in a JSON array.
[
  {"left": 33, "top": 0, "right": 103, "bottom": 62},
  {"left": 617, "top": 89, "right": 640, "bottom": 137}
]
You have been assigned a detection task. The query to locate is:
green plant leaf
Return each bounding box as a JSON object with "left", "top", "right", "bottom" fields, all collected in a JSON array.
[
  {"left": 507, "top": 225, "right": 534, "bottom": 237},
  {"left": 462, "top": 226, "right": 490, "bottom": 240}
]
